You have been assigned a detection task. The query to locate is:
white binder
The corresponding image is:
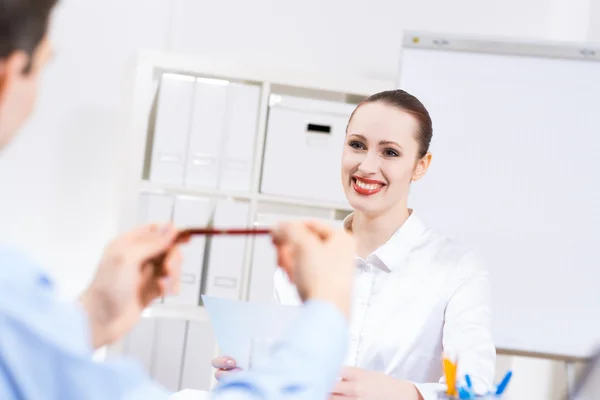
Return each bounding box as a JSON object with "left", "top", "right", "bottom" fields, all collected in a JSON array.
[
  {"left": 165, "top": 196, "right": 212, "bottom": 306},
  {"left": 218, "top": 83, "right": 261, "bottom": 193},
  {"left": 149, "top": 73, "right": 195, "bottom": 185},
  {"left": 184, "top": 79, "right": 261, "bottom": 193},
  {"left": 184, "top": 79, "right": 228, "bottom": 189},
  {"left": 203, "top": 201, "right": 250, "bottom": 300}
]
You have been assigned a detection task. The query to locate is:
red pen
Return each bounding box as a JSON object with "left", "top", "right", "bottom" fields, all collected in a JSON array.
[
  {"left": 150, "top": 227, "right": 272, "bottom": 275},
  {"left": 175, "top": 227, "right": 271, "bottom": 243}
]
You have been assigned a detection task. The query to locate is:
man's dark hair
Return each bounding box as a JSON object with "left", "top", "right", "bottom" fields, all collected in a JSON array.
[{"left": 0, "top": 0, "right": 57, "bottom": 70}]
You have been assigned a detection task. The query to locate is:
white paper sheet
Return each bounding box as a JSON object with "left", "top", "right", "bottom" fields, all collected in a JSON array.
[{"left": 201, "top": 295, "right": 302, "bottom": 370}]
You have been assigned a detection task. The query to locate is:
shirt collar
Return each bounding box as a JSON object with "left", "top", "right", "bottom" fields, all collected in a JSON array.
[{"left": 343, "top": 209, "right": 427, "bottom": 273}]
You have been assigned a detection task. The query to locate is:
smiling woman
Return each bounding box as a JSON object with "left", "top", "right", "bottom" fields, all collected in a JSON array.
[
  {"left": 213, "top": 90, "right": 496, "bottom": 400},
  {"left": 342, "top": 91, "right": 432, "bottom": 227}
]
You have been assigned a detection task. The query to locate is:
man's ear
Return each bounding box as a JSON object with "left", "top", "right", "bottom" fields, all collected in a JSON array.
[
  {"left": 0, "top": 51, "right": 30, "bottom": 100},
  {"left": 0, "top": 60, "right": 7, "bottom": 100}
]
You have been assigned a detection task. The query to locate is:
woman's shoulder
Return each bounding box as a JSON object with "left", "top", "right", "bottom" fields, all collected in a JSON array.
[
  {"left": 418, "top": 223, "right": 487, "bottom": 277},
  {"left": 415, "top": 228, "right": 491, "bottom": 303}
]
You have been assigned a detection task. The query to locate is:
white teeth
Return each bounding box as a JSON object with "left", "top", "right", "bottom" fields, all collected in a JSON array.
[{"left": 355, "top": 180, "right": 382, "bottom": 191}]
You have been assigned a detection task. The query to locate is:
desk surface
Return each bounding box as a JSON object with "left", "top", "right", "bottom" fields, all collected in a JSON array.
[{"left": 169, "top": 389, "right": 210, "bottom": 399}]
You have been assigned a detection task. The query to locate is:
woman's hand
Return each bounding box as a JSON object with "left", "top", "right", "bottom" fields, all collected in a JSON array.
[
  {"left": 212, "top": 356, "right": 242, "bottom": 380},
  {"left": 330, "top": 367, "right": 423, "bottom": 400}
]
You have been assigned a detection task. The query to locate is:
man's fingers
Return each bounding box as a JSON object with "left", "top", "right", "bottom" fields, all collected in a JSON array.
[
  {"left": 136, "top": 242, "right": 182, "bottom": 304},
  {"left": 125, "top": 223, "right": 162, "bottom": 240},
  {"left": 139, "top": 263, "right": 163, "bottom": 306},
  {"left": 155, "top": 277, "right": 169, "bottom": 298},
  {"left": 272, "top": 220, "right": 335, "bottom": 247},
  {"left": 276, "top": 244, "right": 296, "bottom": 283},
  {"left": 271, "top": 221, "right": 319, "bottom": 248},
  {"left": 276, "top": 244, "right": 293, "bottom": 269},
  {"left": 163, "top": 247, "right": 182, "bottom": 295},
  {"left": 304, "top": 220, "right": 335, "bottom": 241},
  {"left": 126, "top": 224, "right": 178, "bottom": 264},
  {"left": 271, "top": 222, "right": 291, "bottom": 246}
]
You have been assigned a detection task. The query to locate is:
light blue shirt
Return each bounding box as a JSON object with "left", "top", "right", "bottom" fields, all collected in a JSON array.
[{"left": 0, "top": 246, "right": 349, "bottom": 400}]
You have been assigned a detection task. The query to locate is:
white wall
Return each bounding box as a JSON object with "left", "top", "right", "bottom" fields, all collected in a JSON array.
[
  {"left": 168, "top": 0, "right": 592, "bottom": 81},
  {"left": 2, "top": 0, "right": 596, "bottom": 297},
  {"left": 589, "top": 0, "right": 600, "bottom": 40},
  {"left": 0, "top": 0, "right": 597, "bottom": 397}
]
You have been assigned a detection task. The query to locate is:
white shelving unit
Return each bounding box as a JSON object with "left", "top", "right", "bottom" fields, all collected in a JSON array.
[
  {"left": 109, "top": 50, "right": 392, "bottom": 391},
  {"left": 120, "top": 50, "right": 392, "bottom": 315}
]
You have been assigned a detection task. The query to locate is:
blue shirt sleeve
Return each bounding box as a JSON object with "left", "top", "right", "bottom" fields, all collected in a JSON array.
[
  {"left": 0, "top": 246, "right": 349, "bottom": 400},
  {"left": 211, "top": 300, "right": 349, "bottom": 400},
  {"left": 0, "top": 246, "right": 169, "bottom": 400}
]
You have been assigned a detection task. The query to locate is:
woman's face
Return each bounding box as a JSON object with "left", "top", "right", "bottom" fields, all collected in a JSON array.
[{"left": 341, "top": 101, "right": 431, "bottom": 218}]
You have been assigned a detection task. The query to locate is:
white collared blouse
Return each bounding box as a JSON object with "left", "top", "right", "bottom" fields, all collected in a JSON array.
[{"left": 273, "top": 210, "right": 496, "bottom": 399}]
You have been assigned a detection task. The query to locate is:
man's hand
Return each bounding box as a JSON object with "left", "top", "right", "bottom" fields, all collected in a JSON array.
[
  {"left": 211, "top": 220, "right": 356, "bottom": 380},
  {"left": 330, "top": 367, "right": 423, "bottom": 400},
  {"left": 80, "top": 223, "right": 182, "bottom": 348},
  {"left": 271, "top": 220, "right": 356, "bottom": 318}
]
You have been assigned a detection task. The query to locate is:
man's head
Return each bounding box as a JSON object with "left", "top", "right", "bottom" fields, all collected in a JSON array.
[{"left": 0, "top": 0, "right": 57, "bottom": 151}]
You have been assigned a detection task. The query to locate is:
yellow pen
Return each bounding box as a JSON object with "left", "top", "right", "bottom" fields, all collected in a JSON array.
[{"left": 443, "top": 354, "right": 458, "bottom": 397}]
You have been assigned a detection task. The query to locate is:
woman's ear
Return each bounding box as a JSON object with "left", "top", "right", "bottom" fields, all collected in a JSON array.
[{"left": 412, "top": 152, "right": 432, "bottom": 182}]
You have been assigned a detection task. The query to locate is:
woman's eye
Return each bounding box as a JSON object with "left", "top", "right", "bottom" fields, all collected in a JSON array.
[
  {"left": 383, "top": 149, "right": 400, "bottom": 157},
  {"left": 349, "top": 141, "right": 365, "bottom": 150}
]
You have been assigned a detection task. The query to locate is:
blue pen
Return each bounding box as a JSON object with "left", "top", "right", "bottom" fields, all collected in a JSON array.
[
  {"left": 458, "top": 386, "right": 471, "bottom": 399},
  {"left": 465, "top": 374, "right": 473, "bottom": 390},
  {"left": 495, "top": 370, "right": 513, "bottom": 395}
]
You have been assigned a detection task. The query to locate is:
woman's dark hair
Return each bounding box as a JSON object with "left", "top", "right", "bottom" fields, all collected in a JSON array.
[
  {"left": 0, "top": 0, "right": 58, "bottom": 72},
  {"left": 348, "top": 89, "right": 433, "bottom": 158}
]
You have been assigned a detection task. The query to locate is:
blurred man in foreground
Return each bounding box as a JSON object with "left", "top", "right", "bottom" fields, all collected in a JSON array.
[{"left": 0, "top": 1, "right": 356, "bottom": 399}]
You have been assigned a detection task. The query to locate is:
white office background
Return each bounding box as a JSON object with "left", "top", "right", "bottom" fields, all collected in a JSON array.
[{"left": 1, "top": 0, "right": 600, "bottom": 398}]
